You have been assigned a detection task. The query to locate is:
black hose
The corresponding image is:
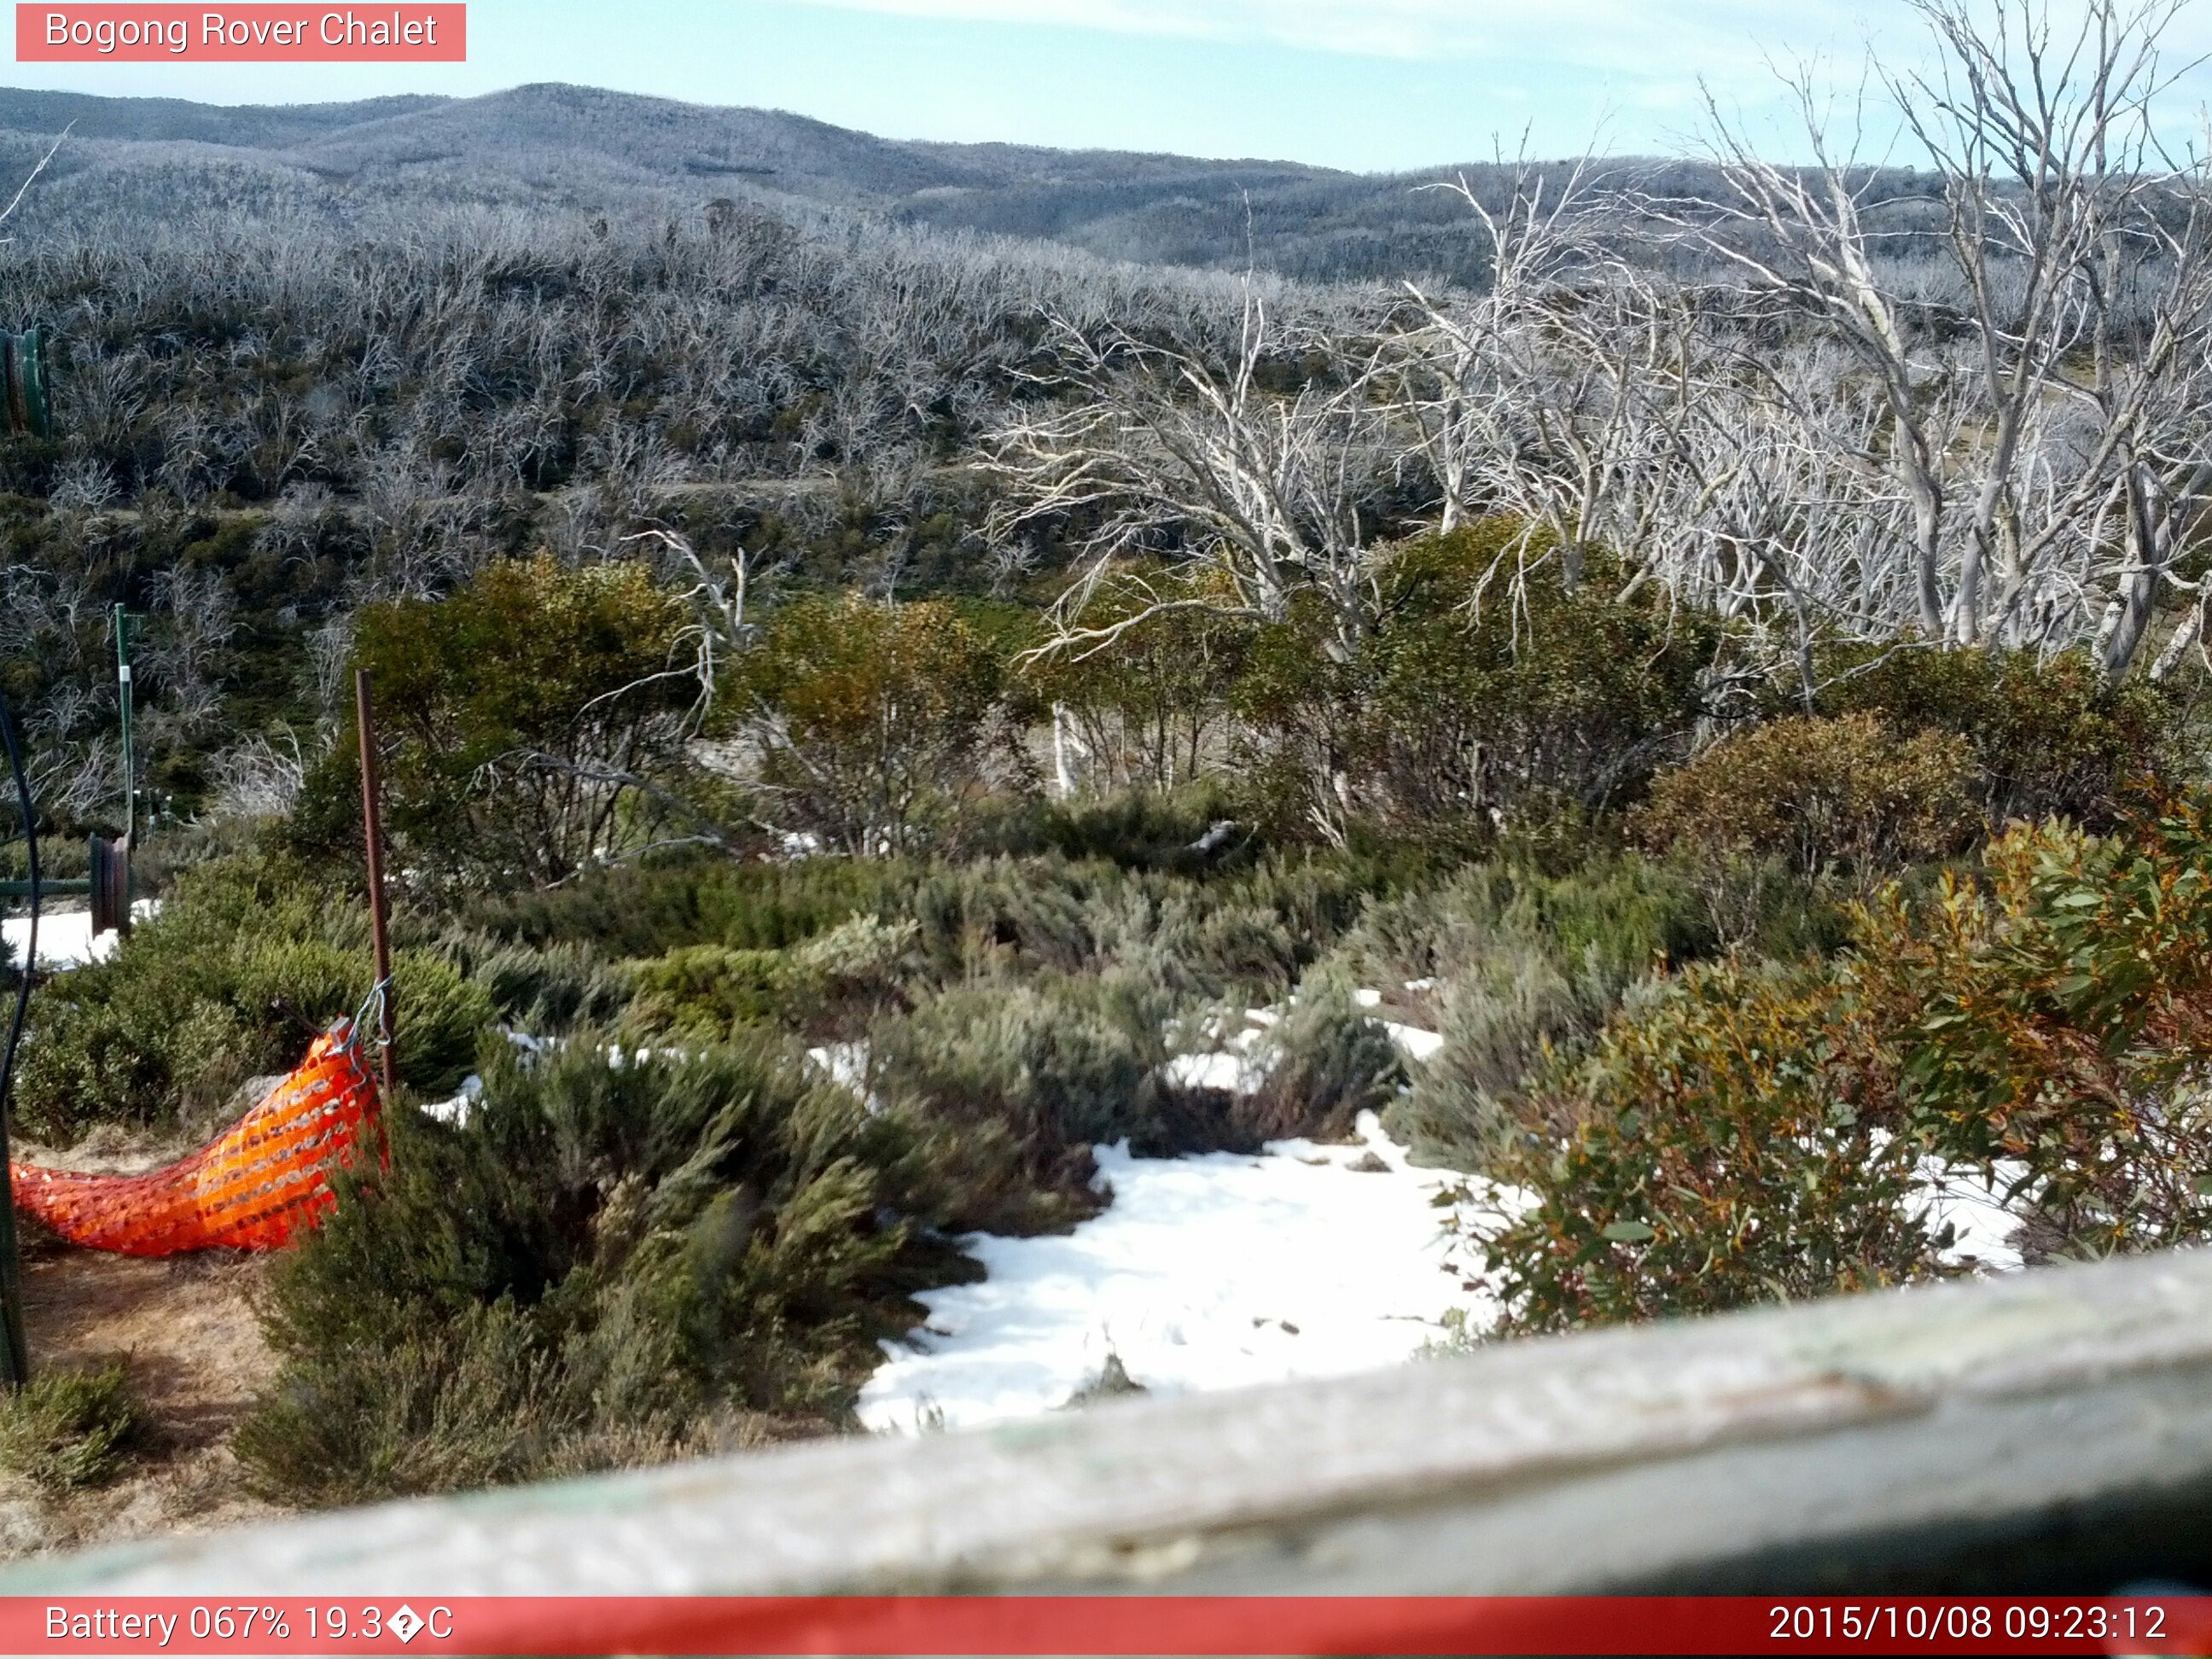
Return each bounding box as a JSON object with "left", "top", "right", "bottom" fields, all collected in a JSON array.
[{"left": 0, "top": 685, "right": 35, "bottom": 1383}]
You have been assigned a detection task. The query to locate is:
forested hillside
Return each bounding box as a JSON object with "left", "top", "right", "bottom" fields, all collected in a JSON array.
[{"left": 0, "top": 82, "right": 1516, "bottom": 283}]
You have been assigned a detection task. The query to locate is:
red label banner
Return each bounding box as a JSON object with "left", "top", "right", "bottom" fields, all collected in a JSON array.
[
  {"left": 0, "top": 1596, "right": 2208, "bottom": 1656},
  {"left": 16, "top": 5, "right": 464, "bottom": 61}
]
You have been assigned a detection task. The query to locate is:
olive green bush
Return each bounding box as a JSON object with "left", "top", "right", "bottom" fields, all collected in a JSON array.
[
  {"left": 870, "top": 971, "right": 1186, "bottom": 1231},
  {"left": 1635, "top": 713, "right": 1979, "bottom": 882},
  {"left": 1814, "top": 643, "right": 2174, "bottom": 826},
  {"left": 1353, "top": 857, "right": 1734, "bottom": 1169},
  {"left": 1471, "top": 789, "right": 2212, "bottom": 1332},
  {"left": 0, "top": 1364, "right": 143, "bottom": 1493},
  {"left": 1231, "top": 523, "right": 1718, "bottom": 846},
  {"left": 302, "top": 556, "right": 702, "bottom": 894},
  {"left": 427, "top": 931, "right": 635, "bottom": 1033},
  {"left": 1240, "top": 965, "right": 1403, "bottom": 1141},
  {"left": 1470, "top": 954, "right": 1939, "bottom": 1334},
  {"left": 627, "top": 914, "right": 919, "bottom": 1043},
  {"left": 236, "top": 1031, "right": 969, "bottom": 1506},
  {"left": 741, "top": 592, "right": 1007, "bottom": 855},
  {"left": 461, "top": 851, "right": 920, "bottom": 959},
  {"left": 1854, "top": 796, "right": 2212, "bottom": 1259},
  {"left": 15, "top": 853, "right": 492, "bottom": 1142},
  {"left": 1020, "top": 562, "right": 1251, "bottom": 795}
]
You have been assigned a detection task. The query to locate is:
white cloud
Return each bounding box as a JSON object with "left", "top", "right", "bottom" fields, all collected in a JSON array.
[
  {"left": 771, "top": 0, "right": 2212, "bottom": 166},
  {"left": 785, "top": 0, "right": 1873, "bottom": 69}
]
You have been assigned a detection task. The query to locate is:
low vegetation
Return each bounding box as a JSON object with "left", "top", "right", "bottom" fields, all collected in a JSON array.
[
  {"left": 0, "top": 1365, "right": 142, "bottom": 1495},
  {"left": 16, "top": 527, "right": 2197, "bottom": 1507}
]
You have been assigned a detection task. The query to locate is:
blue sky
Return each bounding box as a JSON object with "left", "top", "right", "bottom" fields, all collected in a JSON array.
[{"left": 5, "top": 1, "right": 2208, "bottom": 172}]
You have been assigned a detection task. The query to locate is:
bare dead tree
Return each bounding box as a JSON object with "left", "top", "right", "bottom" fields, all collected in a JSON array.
[
  {"left": 987, "top": 288, "right": 1401, "bottom": 668},
  {"left": 1648, "top": 0, "right": 2212, "bottom": 678}
]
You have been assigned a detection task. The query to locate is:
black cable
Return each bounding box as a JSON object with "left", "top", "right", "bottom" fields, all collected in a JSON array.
[{"left": 0, "top": 684, "right": 36, "bottom": 1383}]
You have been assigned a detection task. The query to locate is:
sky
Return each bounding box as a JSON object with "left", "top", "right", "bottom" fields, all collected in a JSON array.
[{"left": 4, "top": 0, "right": 2210, "bottom": 172}]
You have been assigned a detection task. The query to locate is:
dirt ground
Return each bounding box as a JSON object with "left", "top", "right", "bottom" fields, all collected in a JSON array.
[{"left": 0, "top": 1120, "right": 290, "bottom": 1561}]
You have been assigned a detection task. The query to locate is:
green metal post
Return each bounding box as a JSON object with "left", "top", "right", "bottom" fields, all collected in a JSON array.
[
  {"left": 114, "top": 604, "right": 134, "bottom": 852},
  {"left": 113, "top": 606, "right": 136, "bottom": 934}
]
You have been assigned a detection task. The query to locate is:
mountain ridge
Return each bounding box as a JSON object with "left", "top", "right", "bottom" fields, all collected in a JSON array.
[{"left": 0, "top": 81, "right": 1496, "bottom": 282}]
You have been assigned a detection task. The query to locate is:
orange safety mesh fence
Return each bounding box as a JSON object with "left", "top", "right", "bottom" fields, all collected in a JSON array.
[{"left": 9, "top": 1022, "right": 381, "bottom": 1255}]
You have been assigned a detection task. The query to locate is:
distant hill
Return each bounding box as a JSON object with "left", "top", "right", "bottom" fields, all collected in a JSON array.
[{"left": 0, "top": 82, "right": 1506, "bottom": 283}]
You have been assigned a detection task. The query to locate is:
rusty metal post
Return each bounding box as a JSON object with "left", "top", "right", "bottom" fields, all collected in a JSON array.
[
  {"left": 354, "top": 670, "right": 397, "bottom": 1101},
  {"left": 0, "top": 689, "right": 34, "bottom": 1387}
]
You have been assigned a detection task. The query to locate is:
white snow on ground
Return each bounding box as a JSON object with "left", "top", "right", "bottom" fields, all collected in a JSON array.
[
  {"left": 1914, "top": 1158, "right": 2026, "bottom": 1272},
  {"left": 806, "top": 1041, "right": 878, "bottom": 1109},
  {"left": 3, "top": 901, "right": 157, "bottom": 970},
  {"left": 1382, "top": 1021, "right": 1445, "bottom": 1062},
  {"left": 856, "top": 1109, "right": 1484, "bottom": 1434},
  {"left": 421, "top": 1074, "right": 483, "bottom": 1126}
]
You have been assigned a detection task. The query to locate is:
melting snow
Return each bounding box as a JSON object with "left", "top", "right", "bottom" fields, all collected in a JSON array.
[
  {"left": 806, "top": 1041, "right": 882, "bottom": 1111},
  {"left": 857, "top": 1109, "right": 1484, "bottom": 1434},
  {"left": 3, "top": 902, "right": 157, "bottom": 971},
  {"left": 1915, "top": 1157, "right": 2025, "bottom": 1272},
  {"left": 1382, "top": 1021, "right": 1445, "bottom": 1062}
]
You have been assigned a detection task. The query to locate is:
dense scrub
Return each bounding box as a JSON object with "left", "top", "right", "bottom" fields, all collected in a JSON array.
[
  {"left": 1466, "top": 792, "right": 2212, "bottom": 1331},
  {"left": 13, "top": 853, "right": 486, "bottom": 1144},
  {"left": 15, "top": 504, "right": 2199, "bottom": 1499}
]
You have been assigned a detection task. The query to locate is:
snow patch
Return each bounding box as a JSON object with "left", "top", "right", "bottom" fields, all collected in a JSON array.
[
  {"left": 856, "top": 1110, "right": 1487, "bottom": 1433},
  {"left": 806, "top": 1040, "right": 889, "bottom": 1114},
  {"left": 421, "top": 1074, "right": 483, "bottom": 1127},
  {"left": 1914, "top": 1158, "right": 2025, "bottom": 1272},
  {"left": 1165, "top": 1049, "right": 1263, "bottom": 1093},
  {"left": 1382, "top": 1020, "right": 1444, "bottom": 1062},
  {"left": 3, "top": 901, "right": 159, "bottom": 971}
]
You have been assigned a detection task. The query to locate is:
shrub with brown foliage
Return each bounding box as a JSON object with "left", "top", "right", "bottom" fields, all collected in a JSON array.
[
  {"left": 1634, "top": 713, "right": 1979, "bottom": 880},
  {"left": 1474, "top": 789, "right": 2212, "bottom": 1333}
]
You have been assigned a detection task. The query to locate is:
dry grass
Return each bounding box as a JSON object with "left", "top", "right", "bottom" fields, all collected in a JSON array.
[{"left": 0, "top": 1126, "right": 287, "bottom": 1561}]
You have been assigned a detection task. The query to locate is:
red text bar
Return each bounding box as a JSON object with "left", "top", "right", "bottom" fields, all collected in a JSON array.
[
  {"left": 3, "top": 1596, "right": 2210, "bottom": 1656},
  {"left": 16, "top": 5, "right": 464, "bottom": 61}
]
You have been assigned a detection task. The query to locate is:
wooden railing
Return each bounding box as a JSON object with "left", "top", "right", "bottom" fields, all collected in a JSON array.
[{"left": 14, "top": 1247, "right": 2212, "bottom": 1596}]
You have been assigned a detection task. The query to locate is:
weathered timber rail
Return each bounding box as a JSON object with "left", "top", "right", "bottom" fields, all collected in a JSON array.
[{"left": 16, "top": 1247, "right": 2212, "bottom": 1596}]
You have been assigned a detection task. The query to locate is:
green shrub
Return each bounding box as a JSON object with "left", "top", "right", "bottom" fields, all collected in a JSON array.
[
  {"left": 460, "top": 852, "right": 919, "bottom": 959},
  {"left": 969, "top": 783, "right": 1261, "bottom": 875},
  {"left": 0, "top": 1364, "right": 143, "bottom": 1493},
  {"left": 311, "top": 555, "right": 700, "bottom": 894},
  {"left": 457, "top": 837, "right": 1395, "bottom": 1011},
  {"left": 1020, "top": 561, "right": 1250, "bottom": 797},
  {"left": 237, "top": 1031, "right": 969, "bottom": 1506},
  {"left": 430, "top": 931, "right": 634, "bottom": 1033},
  {"left": 626, "top": 915, "right": 917, "bottom": 1043},
  {"left": 1231, "top": 522, "right": 1717, "bottom": 844},
  {"left": 1815, "top": 643, "right": 2173, "bottom": 826},
  {"left": 15, "top": 853, "right": 494, "bottom": 1141},
  {"left": 1351, "top": 856, "right": 1732, "bottom": 1169},
  {"left": 870, "top": 972, "right": 1186, "bottom": 1230},
  {"left": 628, "top": 944, "right": 793, "bottom": 1036},
  {"left": 1241, "top": 966, "right": 1403, "bottom": 1141},
  {"left": 1635, "top": 713, "right": 1979, "bottom": 882},
  {"left": 742, "top": 592, "right": 1006, "bottom": 855},
  {"left": 1388, "top": 939, "right": 1615, "bottom": 1169},
  {"left": 1471, "top": 788, "right": 2212, "bottom": 1330},
  {"left": 1471, "top": 955, "right": 1939, "bottom": 1333},
  {"left": 1351, "top": 856, "right": 1715, "bottom": 990},
  {"left": 1854, "top": 797, "right": 2212, "bottom": 1258}
]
